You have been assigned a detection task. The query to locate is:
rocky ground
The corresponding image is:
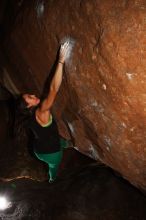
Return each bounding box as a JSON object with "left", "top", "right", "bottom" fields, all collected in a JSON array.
[{"left": 0, "top": 164, "right": 146, "bottom": 220}]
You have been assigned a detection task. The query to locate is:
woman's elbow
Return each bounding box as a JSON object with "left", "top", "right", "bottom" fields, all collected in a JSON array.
[{"left": 50, "top": 85, "right": 59, "bottom": 94}]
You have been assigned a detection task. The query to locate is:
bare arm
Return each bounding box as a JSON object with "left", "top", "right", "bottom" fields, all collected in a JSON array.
[
  {"left": 39, "top": 62, "right": 64, "bottom": 112},
  {"left": 38, "top": 42, "right": 69, "bottom": 113}
]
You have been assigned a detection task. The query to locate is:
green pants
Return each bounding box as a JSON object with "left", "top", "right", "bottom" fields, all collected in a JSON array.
[{"left": 34, "top": 138, "right": 68, "bottom": 181}]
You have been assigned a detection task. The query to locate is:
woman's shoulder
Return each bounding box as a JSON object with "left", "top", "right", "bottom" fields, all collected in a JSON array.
[{"left": 34, "top": 108, "right": 54, "bottom": 126}]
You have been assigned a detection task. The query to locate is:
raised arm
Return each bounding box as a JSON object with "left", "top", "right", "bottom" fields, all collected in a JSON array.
[{"left": 38, "top": 42, "right": 69, "bottom": 113}]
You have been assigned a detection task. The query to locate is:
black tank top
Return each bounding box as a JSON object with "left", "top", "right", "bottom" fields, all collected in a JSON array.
[{"left": 29, "top": 112, "right": 61, "bottom": 154}]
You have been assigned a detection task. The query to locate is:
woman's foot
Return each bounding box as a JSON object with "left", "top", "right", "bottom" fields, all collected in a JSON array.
[
  {"left": 60, "top": 137, "right": 74, "bottom": 149},
  {"left": 67, "top": 139, "right": 74, "bottom": 148},
  {"left": 49, "top": 180, "right": 54, "bottom": 184}
]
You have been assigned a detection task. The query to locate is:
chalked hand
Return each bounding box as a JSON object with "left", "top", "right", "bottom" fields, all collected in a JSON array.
[{"left": 59, "top": 41, "right": 70, "bottom": 64}]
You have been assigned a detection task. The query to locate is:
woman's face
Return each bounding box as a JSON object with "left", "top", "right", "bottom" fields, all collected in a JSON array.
[{"left": 23, "top": 94, "right": 40, "bottom": 108}]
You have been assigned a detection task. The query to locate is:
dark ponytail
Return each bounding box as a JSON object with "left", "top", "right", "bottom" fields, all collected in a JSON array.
[{"left": 14, "top": 94, "right": 33, "bottom": 141}]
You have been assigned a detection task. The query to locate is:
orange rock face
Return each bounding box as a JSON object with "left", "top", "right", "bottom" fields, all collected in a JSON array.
[{"left": 1, "top": 0, "right": 146, "bottom": 190}]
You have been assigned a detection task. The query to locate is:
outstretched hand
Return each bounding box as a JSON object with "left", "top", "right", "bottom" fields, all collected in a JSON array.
[{"left": 59, "top": 41, "right": 70, "bottom": 64}]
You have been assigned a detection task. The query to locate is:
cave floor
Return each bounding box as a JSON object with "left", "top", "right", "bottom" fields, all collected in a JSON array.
[{"left": 0, "top": 163, "right": 146, "bottom": 220}]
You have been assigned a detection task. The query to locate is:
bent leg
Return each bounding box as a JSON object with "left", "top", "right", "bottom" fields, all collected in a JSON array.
[
  {"left": 48, "top": 151, "right": 63, "bottom": 181},
  {"left": 49, "top": 163, "right": 60, "bottom": 182},
  {"left": 34, "top": 151, "right": 63, "bottom": 181},
  {"left": 60, "top": 137, "right": 69, "bottom": 149},
  {"left": 60, "top": 137, "right": 74, "bottom": 149}
]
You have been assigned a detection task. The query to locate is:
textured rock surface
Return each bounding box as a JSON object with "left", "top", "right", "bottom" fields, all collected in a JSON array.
[{"left": 1, "top": 0, "right": 146, "bottom": 190}]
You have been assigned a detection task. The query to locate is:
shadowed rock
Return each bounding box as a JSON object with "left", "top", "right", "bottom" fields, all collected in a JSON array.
[
  {"left": 1, "top": 0, "right": 146, "bottom": 191},
  {"left": 0, "top": 164, "right": 146, "bottom": 220}
]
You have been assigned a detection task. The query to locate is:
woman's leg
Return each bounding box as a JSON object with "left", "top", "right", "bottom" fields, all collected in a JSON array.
[
  {"left": 60, "top": 137, "right": 69, "bottom": 149},
  {"left": 60, "top": 137, "right": 74, "bottom": 149},
  {"left": 34, "top": 151, "right": 63, "bottom": 182}
]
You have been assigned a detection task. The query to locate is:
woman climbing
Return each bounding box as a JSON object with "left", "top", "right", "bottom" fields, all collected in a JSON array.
[{"left": 15, "top": 42, "right": 72, "bottom": 183}]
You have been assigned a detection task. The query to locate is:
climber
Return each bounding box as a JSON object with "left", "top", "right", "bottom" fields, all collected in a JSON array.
[{"left": 15, "top": 41, "right": 72, "bottom": 183}]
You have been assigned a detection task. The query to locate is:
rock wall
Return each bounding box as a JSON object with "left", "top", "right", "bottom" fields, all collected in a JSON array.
[{"left": 1, "top": 0, "right": 146, "bottom": 190}]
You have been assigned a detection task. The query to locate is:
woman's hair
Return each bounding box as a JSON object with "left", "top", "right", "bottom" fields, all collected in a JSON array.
[
  {"left": 14, "top": 94, "right": 34, "bottom": 141},
  {"left": 15, "top": 94, "right": 28, "bottom": 112}
]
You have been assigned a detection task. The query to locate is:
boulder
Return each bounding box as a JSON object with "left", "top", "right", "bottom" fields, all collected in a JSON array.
[{"left": 1, "top": 0, "right": 146, "bottom": 190}]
